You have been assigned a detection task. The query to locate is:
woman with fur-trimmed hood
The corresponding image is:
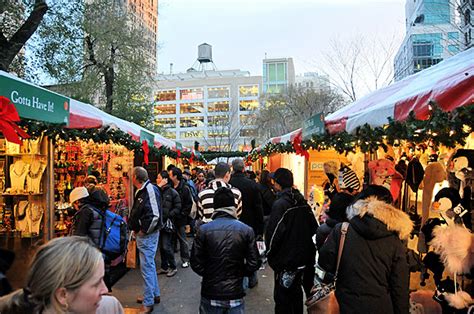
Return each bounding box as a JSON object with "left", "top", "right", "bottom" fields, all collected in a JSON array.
[{"left": 319, "top": 185, "right": 413, "bottom": 314}]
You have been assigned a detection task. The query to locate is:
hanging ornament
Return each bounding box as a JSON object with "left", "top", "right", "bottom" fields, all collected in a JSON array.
[{"left": 142, "top": 140, "right": 149, "bottom": 165}]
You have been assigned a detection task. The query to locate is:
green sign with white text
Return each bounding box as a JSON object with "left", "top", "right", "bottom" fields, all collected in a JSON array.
[
  {"left": 140, "top": 130, "right": 155, "bottom": 147},
  {"left": 303, "top": 112, "right": 325, "bottom": 140},
  {"left": 0, "top": 74, "right": 70, "bottom": 124}
]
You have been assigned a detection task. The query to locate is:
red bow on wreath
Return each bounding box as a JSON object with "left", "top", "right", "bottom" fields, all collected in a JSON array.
[
  {"left": 142, "top": 140, "right": 150, "bottom": 165},
  {"left": 292, "top": 133, "right": 309, "bottom": 160},
  {"left": 0, "top": 96, "right": 30, "bottom": 144}
]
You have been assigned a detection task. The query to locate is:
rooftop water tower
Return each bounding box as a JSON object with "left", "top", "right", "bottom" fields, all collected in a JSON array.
[{"left": 187, "top": 43, "right": 217, "bottom": 72}]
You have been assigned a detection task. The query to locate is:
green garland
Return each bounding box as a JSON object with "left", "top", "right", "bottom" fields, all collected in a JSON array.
[
  {"left": 18, "top": 119, "right": 205, "bottom": 161},
  {"left": 248, "top": 104, "right": 474, "bottom": 161}
]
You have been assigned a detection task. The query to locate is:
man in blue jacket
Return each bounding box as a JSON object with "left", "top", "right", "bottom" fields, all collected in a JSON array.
[{"left": 129, "top": 167, "right": 163, "bottom": 313}]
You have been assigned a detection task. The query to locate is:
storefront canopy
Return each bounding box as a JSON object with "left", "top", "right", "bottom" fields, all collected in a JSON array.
[
  {"left": 325, "top": 47, "right": 474, "bottom": 134},
  {"left": 267, "top": 128, "right": 302, "bottom": 145},
  {"left": 0, "top": 70, "right": 179, "bottom": 150}
]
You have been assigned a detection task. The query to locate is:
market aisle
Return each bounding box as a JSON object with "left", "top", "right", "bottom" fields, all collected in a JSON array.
[{"left": 112, "top": 239, "right": 275, "bottom": 314}]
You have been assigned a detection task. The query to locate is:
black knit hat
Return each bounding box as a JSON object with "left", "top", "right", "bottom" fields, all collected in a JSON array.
[
  {"left": 326, "top": 192, "right": 354, "bottom": 221},
  {"left": 270, "top": 168, "right": 293, "bottom": 188},
  {"left": 214, "top": 187, "right": 235, "bottom": 209},
  {"left": 354, "top": 185, "right": 393, "bottom": 204}
]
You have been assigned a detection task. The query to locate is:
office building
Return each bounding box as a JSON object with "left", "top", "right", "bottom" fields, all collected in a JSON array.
[
  {"left": 262, "top": 57, "right": 295, "bottom": 94},
  {"left": 394, "top": 0, "right": 461, "bottom": 81},
  {"left": 295, "top": 72, "right": 330, "bottom": 91},
  {"left": 153, "top": 45, "right": 261, "bottom": 151},
  {"left": 126, "top": 0, "right": 158, "bottom": 73},
  {"left": 460, "top": 0, "right": 473, "bottom": 49}
]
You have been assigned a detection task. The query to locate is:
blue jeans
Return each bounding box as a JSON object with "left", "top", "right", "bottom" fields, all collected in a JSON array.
[
  {"left": 160, "top": 231, "right": 176, "bottom": 270},
  {"left": 136, "top": 231, "right": 160, "bottom": 307},
  {"left": 199, "top": 297, "right": 245, "bottom": 314},
  {"left": 243, "top": 271, "right": 258, "bottom": 290},
  {"left": 175, "top": 225, "right": 190, "bottom": 262}
]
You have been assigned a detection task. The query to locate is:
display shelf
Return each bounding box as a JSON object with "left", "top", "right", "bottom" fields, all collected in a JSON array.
[
  {"left": 2, "top": 193, "right": 44, "bottom": 196},
  {"left": 0, "top": 153, "right": 47, "bottom": 157}
]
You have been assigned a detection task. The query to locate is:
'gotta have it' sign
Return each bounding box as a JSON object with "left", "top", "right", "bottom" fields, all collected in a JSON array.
[{"left": 0, "top": 73, "right": 70, "bottom": 124}]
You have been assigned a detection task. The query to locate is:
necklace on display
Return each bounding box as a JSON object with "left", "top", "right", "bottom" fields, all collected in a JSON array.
[
  {"left": 28, "top": 161, "right": 43, "bottom": 179},
  {"left": 12, "top": 161, "right": 26, "bottom": 177}
]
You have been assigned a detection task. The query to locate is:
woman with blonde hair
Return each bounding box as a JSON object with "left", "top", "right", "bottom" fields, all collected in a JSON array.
[{"left": 0, "top": 236, "right": 122, "bottom": 314}]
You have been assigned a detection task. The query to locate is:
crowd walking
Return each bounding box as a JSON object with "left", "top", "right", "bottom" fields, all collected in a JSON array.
[{"left": 2, "top": 158, "right": 472, "bottom": 314}]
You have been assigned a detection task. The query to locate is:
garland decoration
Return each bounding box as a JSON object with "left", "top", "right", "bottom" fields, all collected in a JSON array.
[
  {"left": 247, "top": 103, "right": 474, "bottom": 162},
  {"left": 16, "top": 119, "right": 204, "bottom": 162}
]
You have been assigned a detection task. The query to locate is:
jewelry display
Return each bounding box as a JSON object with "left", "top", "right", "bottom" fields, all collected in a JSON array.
[
  {"left": 10, "top": 160, "right": 30, "bottom": 193},
  {"left": 29, "top": 203, "right": 44, "bottom": 235},
  {"left": 14, "top": 200, "right": 29, "bottom": 233},
  {"left": 5, "top": 140, "right": 20, "bottom": 154},
  {"left": 26, "top": 159, "right": 46, "bottom": 193}
]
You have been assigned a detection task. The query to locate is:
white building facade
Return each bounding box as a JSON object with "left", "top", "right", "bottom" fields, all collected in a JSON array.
[
  {"left": 394, "top": 0, "right": 461, "bottom": 81},
  {"left": 153, "top": 70, "right": 262, "bottom": 151}
]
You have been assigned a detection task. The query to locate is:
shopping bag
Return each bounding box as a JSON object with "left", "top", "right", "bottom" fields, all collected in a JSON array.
[{"left": 125, "top": 237, "right": 137, "bottom": 269}]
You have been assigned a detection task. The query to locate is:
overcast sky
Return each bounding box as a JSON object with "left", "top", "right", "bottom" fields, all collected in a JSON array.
[{"left": 156, "top": 0, "right": 407, "bottom": 77}]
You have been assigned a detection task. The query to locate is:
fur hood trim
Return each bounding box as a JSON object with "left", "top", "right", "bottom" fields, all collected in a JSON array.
[
  {"left": 430, "top": 224, "right": 474, "bottom": 274},
  {"left": 347, "top": 197, "right": 413, "bottom": 240}
]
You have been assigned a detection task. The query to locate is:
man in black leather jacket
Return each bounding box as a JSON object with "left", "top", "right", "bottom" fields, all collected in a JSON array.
[{"left": 191, "top": 187, "right": 260, "bottom": 313}]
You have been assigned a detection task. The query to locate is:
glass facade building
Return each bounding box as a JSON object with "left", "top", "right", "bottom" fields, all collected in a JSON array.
[
  {"left": 262, "top": 58, "right": 295, "bottom": 94},
  {"left": 394, "top": 0, "right": 461, "bottom": 81}
]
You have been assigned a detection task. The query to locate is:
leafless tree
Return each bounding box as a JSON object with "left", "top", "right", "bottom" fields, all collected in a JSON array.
[
  {"left": 318, "top": 33, "right": 400, "bottom": 102},
  {"left": 255, "top": 85, "right": 345, "bottom": 141}
]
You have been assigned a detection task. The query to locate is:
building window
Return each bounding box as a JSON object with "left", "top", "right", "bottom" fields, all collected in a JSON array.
[
  {"left": 155, "top": 89, "right": 176, "bottom": 101},
  {"left": 448, "top": 32, "right": 459, "bottom": 40},
  {"left": 180, "top": 116, "right": 204, "bottom": 128},
  {"left": 162, "top": 131, "right": 176, "bottom": 139},
  {"left": 465, "top": 9, "right": 471, "bottom": 25},
  {"left": 154, "top": 118, "right": 176, "bottom": 128},
  {"left": 265, "top": 84, "right": 286, "bottom": 94},
  {"left": 413, "top": 42, "right": 432, "bottom": 57},
  {"left": 180, "top": 130, "right": 204, "bottom": 139},
  {"left": 239, "top": 85, "right": 259, "bottom": 97},
  {"left": 180, "top": 102, "right": 204, "bottom": 114},
  {"left": 154, "top": 104, "right": 176, "bottom": 115},
  {"left": 240, "top": 129, "right": 257, "bottom": 137},
  {"left": 268, "top": 63, "right": 277, "bottom": 81},
  {"left": 208, "top": 115, "right": 229, "bottom": 127},
  {"left": 180, "top": 88, "right": 203, "bottom": 100},
  {"left": 208, "top": 87, "right": 229, "bottom": 98},
  {"left": 277, "top": 63, "right": 286, "bottom": 81},
  {"left": 239, "top": 100, "right": 259, "bottom": 111},
  {"left": 208, "top": 131, "right": 229, "bottom": 138},
  {"left": 240, "top": 114, "right": 256, "bottom": 125},
  {"left": 414, "top": 58, "right": 442, "bottom": 72},
  {"left": 448, "top": 44, "right": 459, "bottom": 53},
  {"left": 208, "top": 101, "right": 229, "bottom": 112}
]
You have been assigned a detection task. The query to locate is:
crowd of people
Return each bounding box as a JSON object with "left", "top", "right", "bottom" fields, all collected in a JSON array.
[{"left": 0, "top": 158, "right": 418, "bottom": 314}]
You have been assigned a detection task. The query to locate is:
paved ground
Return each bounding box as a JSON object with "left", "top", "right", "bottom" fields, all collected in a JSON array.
[{"left": 112, "top": 236, "right": 275, "bottom": 314}]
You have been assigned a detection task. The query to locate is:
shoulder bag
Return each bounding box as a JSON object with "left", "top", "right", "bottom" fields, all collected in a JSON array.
[{"left": 305, "top": 222, "right": 349, "bottom": 314}]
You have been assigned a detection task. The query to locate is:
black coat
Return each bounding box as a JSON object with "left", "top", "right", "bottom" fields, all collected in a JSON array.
[
  {"left": 159, "top": 184, "right": 181, "bottom": 221},
  {"left": 257, "top": 183, "right": 275, "bottom": 216},
  {"left": 129, "top": 181, "right": 163, "bottom": 234},
  {"left": 230, "top": 172, "right": 264, "bottom": 236},
  {"left": 318, "top": 198, "right": 412, "bottom": 314},
  {"left": 173, "top": 179, "right": 192, "bottom": 226},
  {"left": 315, "top": 217, "right": 340, "bottom": 250},
  {"left": 265, "top": 188, "right": 318, "bottom": 272},
  {"left": 190, "top": 211, "right": 260, "bottom": 300}
]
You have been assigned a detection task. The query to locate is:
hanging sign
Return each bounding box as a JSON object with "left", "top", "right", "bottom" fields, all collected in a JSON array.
[
  {"left": 140, "top": 129, "right": 154, "bottom": 147},
  {"left": 303, "top": 112, "right": 325, "bottom": 140},
  {"left": 0, "top": 73, "right": 70, "bottom": 124}
]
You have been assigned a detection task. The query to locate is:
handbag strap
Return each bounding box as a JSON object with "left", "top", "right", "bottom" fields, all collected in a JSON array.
[{"left": 334, "top": 222, "right": 349, "bottom": 280}]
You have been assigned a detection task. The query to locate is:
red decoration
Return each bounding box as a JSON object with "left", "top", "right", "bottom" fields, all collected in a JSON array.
[
  {"left": 189, "top": 152, "right": 195, "bottom": 164},
  {"left": 142, "top": 140, "right": 149, "bottom": 165},
  {"left": 0, "top": 96, "right": 30, "bottom": 144},
  {"left": 292, "top": 133, "right": 309, "bottom": 160}
]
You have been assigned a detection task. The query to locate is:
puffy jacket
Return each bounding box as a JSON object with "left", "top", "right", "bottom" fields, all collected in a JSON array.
[
  {"left": 71, "top": 202, "right": 102, "bottom": 247},
  {"left": 230, "top": 172, "right": 264, "bottom": 236},
  {"left": 190, "top": 210, "right": 260, "bottom": 300},
  {"left": 173, "top": 179, "right": 192, "bottom": 226},
  {"left": 318, "top": 197, "right": 412, "bottom": 314},
  {"left": 265, "top": 188, "right": 318, "bottom": 272},
  {"left": 316, "top": 217, "right": 341, "bottom": 250},
  {"left": 129, "top": 180, "right": 163, "bottom": 234},
  {"left": 159, "top": 184, "right": 181, "bottom": 221}
]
